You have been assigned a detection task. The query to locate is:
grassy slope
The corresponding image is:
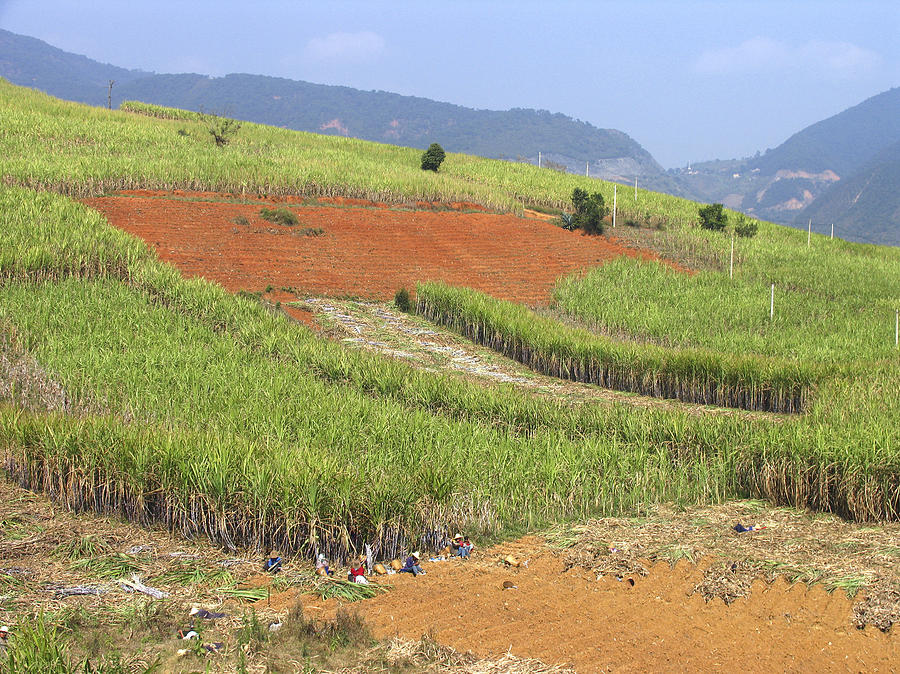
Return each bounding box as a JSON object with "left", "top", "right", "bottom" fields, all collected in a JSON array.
[{"left": 1, "top": 79, "right": 899, "bottom": 560}]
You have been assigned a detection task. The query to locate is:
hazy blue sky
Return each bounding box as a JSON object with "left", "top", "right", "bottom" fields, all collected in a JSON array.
[{"left": 2, "top": 0, "right": 898, "bottom": 167}]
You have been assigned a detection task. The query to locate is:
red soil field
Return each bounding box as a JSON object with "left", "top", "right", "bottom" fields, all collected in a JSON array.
[
  {"left": 84, "top": 192, "right": 660, "bottom": 306},
  {"left": 355, "top": 539, "right": 899, "bottom": 672}
]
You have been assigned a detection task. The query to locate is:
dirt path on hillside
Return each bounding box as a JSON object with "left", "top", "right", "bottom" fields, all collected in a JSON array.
[
  {"left": 293, "top": 296, "right": 783, "bottom": 421},
  {"left": 83, "top": 192, "right": 662, "bottom": 306}
]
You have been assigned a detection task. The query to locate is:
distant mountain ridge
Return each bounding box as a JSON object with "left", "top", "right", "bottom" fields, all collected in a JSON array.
[
  {"left": 0, "top": 28, "right": 678, "bottom": 192},
  {"left": 673, "top": 87, "right": 900, "bottom": 246}
]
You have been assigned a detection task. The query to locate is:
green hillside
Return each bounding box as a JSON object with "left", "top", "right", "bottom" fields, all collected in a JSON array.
[
  {"left": 2, "top": 80, "right": 900, "bottom": 567},
  {"left": 796, "top": 140, "right": 900, "bottom": 246},
  {"left": 0, "top": 28, "right": 673, "bottom": 189}
]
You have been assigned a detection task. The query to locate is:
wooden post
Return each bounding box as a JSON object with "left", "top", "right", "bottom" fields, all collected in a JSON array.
[
  {"left": 807, "top": 219, "right": 811, "bottom": 248},
  {"left": 612, "top": 184, "right": 617, "bottom": 228},
  {"left": 107, "top": 79, "right": 115, "bottom": 110},
  {"left": 730, "top": 232, "right": 734, "bottom": 279},
  {"left": 634, "top": 177, "right": 637, "bottom": 201},
  {"left": 538, "top": 151, "right": 541, "bottom": 169},
  {"left": 831, "top": 223, "right": 834, "bottom": 240},
  {"left": 586, "top": 162, "right": 589, "bottom": 177},
  {"left": 770, "top": 283, "right": 774, "bottom": 320},
  {"left": 896, "top": 309, "right": 899, "bottom": 348}
]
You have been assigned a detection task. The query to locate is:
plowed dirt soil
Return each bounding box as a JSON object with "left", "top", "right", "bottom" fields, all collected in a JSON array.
[
  {"left": 343, "top": 538, "right": 899, "bottom": 673},
  {"left": 78, "top": 192, "right": 899, "bottom": 671},
  {"left": 84, "top": 192, "right": 660, "bottom": 305}
]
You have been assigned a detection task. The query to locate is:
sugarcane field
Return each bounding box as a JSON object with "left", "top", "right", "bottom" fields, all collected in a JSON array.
[{"left": 2, "top": 80, "right": 900, "bottom": 672}]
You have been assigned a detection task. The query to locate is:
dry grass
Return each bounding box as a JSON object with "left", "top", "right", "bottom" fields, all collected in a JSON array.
[
  {"left": 326, "top": 633, "right": 575, "bottom": 673},
  {"left": 551, "top": 500, "right": 900, "bottom": 630}
]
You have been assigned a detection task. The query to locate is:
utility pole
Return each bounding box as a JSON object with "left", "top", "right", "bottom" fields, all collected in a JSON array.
[
  {"left": 107, "top": 80, "right": 115, "bottom": 110},
  {"left": 538, "top": 151, "right": 542, "bottom": 169}
]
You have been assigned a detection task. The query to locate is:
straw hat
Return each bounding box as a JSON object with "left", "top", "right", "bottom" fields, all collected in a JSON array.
[
  {"left": 317, "top": 553, "right": 326, "bottom": 562},
  {"left": 390, "top": 559, "right": 403, "bottom": 570},
  {"left": 0, "top": 625, "right": 8, "bottom": 634},
  {"left": 374, "top": 563, "right": 388, "bottom": 575},
  {"left": 412, "top": 551, "right": 421, "bottom": 560},
  {"left": 454, "top": 533, "right": 463, "bottom": 541}
]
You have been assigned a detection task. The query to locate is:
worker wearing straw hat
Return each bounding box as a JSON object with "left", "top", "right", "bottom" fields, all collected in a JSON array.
[
  {"left": 349, "top": 554, "right": 369, "bottom": 584},
  {"left": 264, "top": 549, "right": 283, "bottom": 574},
  {"left": 449, "top": 533, "right": 464, "bottom": 557},
  {"left": 0, "top": 625, "right": 9, "bottom": 658},
  {"left": 399, "top": 551, "right": 425, "bottom": 576}
]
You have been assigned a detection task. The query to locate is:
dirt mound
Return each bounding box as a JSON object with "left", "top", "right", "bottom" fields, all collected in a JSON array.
[{"left": 84, "top": 193, "right": 661, "bottom": 305}]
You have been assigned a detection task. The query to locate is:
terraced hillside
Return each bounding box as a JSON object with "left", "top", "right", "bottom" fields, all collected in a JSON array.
[{"left": 1, "top": 77, "right": 899, "bottom": 578}]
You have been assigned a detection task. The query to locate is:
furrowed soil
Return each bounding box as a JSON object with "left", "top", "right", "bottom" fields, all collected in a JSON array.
[
  {"left": 48, "top": 192, "right": 899, "bottom": 670},
  {"left": 83, "top": 192, "right": 662, "bottom": 306}
]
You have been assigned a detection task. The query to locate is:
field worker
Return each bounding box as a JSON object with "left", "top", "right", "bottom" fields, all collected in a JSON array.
[
  {"left": 449, "top": 533, "right": 464, "bottom": 557},
  {"left": 316, "top": 553, "right": 334, "bottom": 576},
  {"left": 349, "top": 555, "right": 369, "bottom": 584},
  {"left": 460, "top": 536, "right": 474, "bottom": 558},
  {"left": 0, "top": 626, "right": 9, "bottom": 658},
  {"left": 264, "top": 550, "right": 283, "bottom": 574},
  {"left": 400, "top": 551, "right": 425, "bottom": 576}
]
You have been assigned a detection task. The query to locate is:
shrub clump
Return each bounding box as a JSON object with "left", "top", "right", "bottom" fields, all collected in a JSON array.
[
  {"left": 733, "top": 213, "right": 759, "bottom": 238},
  {"left": 259, "top": 207, "right": 299, "bottom": 226},
  {"left": 395, "top": 287, "right": 412, "bottom": 312},
  {"left": 698, "top": 203, "right": 728, "bottom": 231},
  {"left": 571, "top": 187, "right": 608, "bottom": 235},
  {"left": 420, "top": 143, "right": 446, "bottom": 172}
]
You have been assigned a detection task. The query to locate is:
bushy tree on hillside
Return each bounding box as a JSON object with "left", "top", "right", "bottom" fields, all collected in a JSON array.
[
  {"left": 571, "top": 187, "right": 608, "bottom": 235},
  {"left": 421, "top": 143, "right": 446, "bottom": 172},
  {"left": 733, "top": 213, "right": 759, "bottom": 238},
  {"left": 698, "top": 202, "right": 728, "bottom": 231}
]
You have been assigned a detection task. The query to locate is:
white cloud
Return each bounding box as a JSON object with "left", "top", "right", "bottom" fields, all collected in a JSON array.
[
  {"left": 695, "top": 37, "right": 880, "bottom": 79},
  {"left": 304, "top": 31, "right": 385, "bottom": 64}
]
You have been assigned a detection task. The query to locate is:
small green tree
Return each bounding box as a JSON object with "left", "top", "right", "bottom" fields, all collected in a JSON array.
[
  {"left": 698, "top": 203, "right": 728, "bottom": 231},
  {"left": 420, "top": 143, "right": 446, "bottom": 172},
  {"left": 733, "top": 213, "right": 759, "bottom": 238},
  {"left": 571, "top": 187, "right": 608, "bottom": 235}
]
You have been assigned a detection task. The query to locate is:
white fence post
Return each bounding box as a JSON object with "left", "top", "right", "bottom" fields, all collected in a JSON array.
[
  {"left": 730, "top": 232, "right": 734, "bottom": 279},
  {"left": 612, "top": 184, "right": 617, "bottom": 228},
  {"left": 807, "top": 219, "right": 811, "bottom": 248},
  {"left": 770, "top": 283, "right": 774, "bottom": 320}
]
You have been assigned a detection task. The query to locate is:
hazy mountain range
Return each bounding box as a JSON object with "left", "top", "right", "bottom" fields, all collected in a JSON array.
[
  {"left": 2, "top": 28, "right": 898, "bottom": 245},
  {"left": 672, "top": 87, "right": 900, "bottom": 245}
]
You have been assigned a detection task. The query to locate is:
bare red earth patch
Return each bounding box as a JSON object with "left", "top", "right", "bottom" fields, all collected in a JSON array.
[{"left": 84, "top": 193, "right": 660, "bottom": 305}]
